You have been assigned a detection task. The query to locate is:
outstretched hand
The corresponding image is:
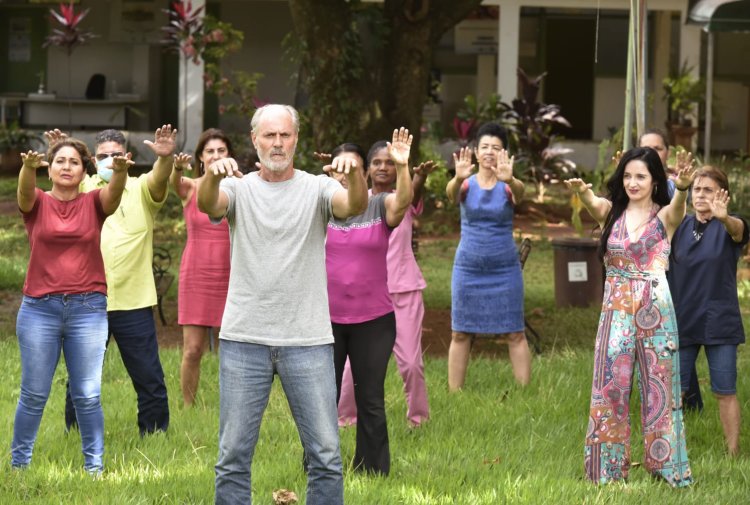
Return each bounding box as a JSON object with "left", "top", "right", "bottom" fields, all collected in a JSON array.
[
  {"left": 207, "top": 157, "right": 242, "bottom": 179},
  {"left": 452, "top": 147, "right": 475, "bottom": 180},
  {"left": 323, "top": 156, "right": 359, "bottom": 176},
  {"left": 111, "top": 152, "right": 135, "bottom": 174},
  {"left": 44, "top": 129, "right": 68, "bottom": 147},
  {"left": 174, "top": 153, "right": 192, "bottom": 172},
  {"left": 709, "top": 189, "right": 730, "bottom": 222},
  {"left": 611, "top": 150, "right": 623, "bottom": 167},
  {"left": 21, "top": 150, "right": 48, "bottom": 170},
  {"left": 387, "top": 127, "right": 413, "bottom": 166},
  {"left": 673, "top": 151, "right": 697, "bottom": 190},
  {"left": 313, "top": 152, "right": 332, "bottom": 163},
  {"left": 144, "top": 124, "right": 177, "bottom": 158},
  {"left": 564, "top": 178, "right": 592, "bottom": 195},
  {"left": 492, "top": 149, "right": 515, "bottom": 183},
  {"left": 413, "top": 160, "right": 437, "bottom": 179}
]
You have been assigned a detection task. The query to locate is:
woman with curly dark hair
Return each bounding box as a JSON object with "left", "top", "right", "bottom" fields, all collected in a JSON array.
[{"left": 13, "top": 138, "right": 130, "bottom": 473}]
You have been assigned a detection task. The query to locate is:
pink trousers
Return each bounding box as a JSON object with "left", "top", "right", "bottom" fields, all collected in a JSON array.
[{"left": 338, "top": 290, "right": 429, "bottom": 426}]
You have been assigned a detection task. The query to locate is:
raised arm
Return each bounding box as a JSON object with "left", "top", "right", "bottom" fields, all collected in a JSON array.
[
  {"left": 563, "top": 178, "right": 612, "bottom": 229},
  {"left": 412, "top": 160, "right": 437, "bottom": 207},
  {"left": 446, "top": 147, "right": 474, "bottom": 205},
  {"left": 658, "top": 152, "right": 696, "bottom": 238},
  {"left": 197, "top": 157, "right": 238, "bottom": 219},
  {"left": 18, "top": 151, "right": 47, "bottom": 213},
  {"left": 329, "top": 157, "right": 368, "bottom": 219},
  {"left": 145, "top": 124, "right": 178, "bottom": 202},
  {"left": 170, "top": 152, "right": 195, "bottom": 203},
  {"left": 383, "top": 127, "right": 414, "bottom": 227},
  {"left": 99, "top": 153, "right": 134, "bottom": 215},
  {"left": 492, "top": 149, "right": 524, "bottom": 204}
]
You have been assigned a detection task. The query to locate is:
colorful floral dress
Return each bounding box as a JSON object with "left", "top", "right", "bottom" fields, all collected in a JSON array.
[{"left": 584, "top": 210, "right": 693, "bottom": 488}]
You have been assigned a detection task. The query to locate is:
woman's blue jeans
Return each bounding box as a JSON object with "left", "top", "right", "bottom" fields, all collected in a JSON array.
[{"left": 12, "top": 293, "right": 108, "bottom": 472}]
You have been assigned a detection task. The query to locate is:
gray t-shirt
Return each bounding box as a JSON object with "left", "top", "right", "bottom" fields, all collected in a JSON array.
[{"left": 215, "top": 170, "right": 342, "bottom": 346}]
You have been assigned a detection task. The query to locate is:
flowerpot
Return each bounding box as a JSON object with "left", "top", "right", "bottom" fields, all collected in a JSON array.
[
  {"left": 0, "top": 148, "right": 22, "bottom": 174},
  {"left": 551, "top": 236, "right": 604, "bottom": 308},
  {"left": 669, "top": 124, "right": 697, "bottom": 151}
]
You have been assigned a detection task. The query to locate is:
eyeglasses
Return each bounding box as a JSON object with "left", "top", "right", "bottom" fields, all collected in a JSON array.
[{"left": 95, "top": 152, "right": 124, "bottom": 161}]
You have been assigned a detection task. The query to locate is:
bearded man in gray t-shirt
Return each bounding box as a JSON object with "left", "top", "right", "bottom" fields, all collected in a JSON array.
[{"left": 198, "top": 104, "right": 367, "bottom": 505}]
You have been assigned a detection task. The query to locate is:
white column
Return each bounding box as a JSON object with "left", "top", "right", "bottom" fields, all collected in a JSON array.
[
  {"left": 179, "top": 0, "right": 205, "bottom": 153},
  {"left": 652, "top": 10, "right": 671, "bottom": 131},
  {"left": 497, "top": 0, "right": 520, "bottom": 101}
]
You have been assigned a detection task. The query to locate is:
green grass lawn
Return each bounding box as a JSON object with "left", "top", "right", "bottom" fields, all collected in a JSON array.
[
  {"left": 0, "top": 177, "right": 749, "bottom": 503},
  {"left": 0, "top": 342, "right": 747, "bottom": 504}
]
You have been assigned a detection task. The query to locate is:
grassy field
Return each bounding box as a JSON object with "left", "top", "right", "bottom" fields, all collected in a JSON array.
[
  {"left": 0, "top": 342, "right": 747, "bottom": 504},
  {"left": 0, "top": 176, "right": 748, "bottom": 503}
]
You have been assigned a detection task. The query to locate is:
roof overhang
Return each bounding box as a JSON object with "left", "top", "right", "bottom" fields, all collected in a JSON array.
[{"left": 688, "top": 0, "right": 750, "bottom": 32}]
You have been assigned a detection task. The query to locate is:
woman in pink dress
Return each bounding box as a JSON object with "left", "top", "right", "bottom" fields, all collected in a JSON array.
[{"left": 171, "top": 129, "right": 236, "bottom": 406}]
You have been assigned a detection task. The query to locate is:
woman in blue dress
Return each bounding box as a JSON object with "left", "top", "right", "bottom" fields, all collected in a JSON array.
[
  {"left": 445, "top": 123, "right": 530, "bottom": 390},
  {"left": 667, "top": 165, "right": 747, "bottom": 456}
]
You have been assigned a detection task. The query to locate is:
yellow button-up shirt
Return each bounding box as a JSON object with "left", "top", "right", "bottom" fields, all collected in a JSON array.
[{"left": 81, "top": 174, "right": 167, "bottom": 311}]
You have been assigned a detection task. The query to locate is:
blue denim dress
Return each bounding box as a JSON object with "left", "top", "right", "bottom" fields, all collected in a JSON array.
[{"left": 451, "top": 175, "right": 523, "bottom": 334}]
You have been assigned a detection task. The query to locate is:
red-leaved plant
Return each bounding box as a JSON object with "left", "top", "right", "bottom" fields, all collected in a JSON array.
[{"left": 42, "top": 2, "right": 97, "bottom": 56}]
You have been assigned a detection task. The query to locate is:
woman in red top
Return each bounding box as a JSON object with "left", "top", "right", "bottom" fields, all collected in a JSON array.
[
  {"left": 171, "top": 129, "right": 237, "bottom": 406},
  {"left": 12, "top": 138, "right": 130, "bottom": 473}
]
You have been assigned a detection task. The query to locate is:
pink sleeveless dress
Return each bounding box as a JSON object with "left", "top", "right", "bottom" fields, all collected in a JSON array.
[{"left": 177, "top": 189, "right": 230, "bottom": 327}]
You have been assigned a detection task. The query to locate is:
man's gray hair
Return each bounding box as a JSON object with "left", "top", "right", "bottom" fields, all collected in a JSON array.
[
  {"left": 95, "top": 129, "right": 127, "bottom": 147},
  {"left": 251, "top": 104, "right": 300, "bottom": 134}
]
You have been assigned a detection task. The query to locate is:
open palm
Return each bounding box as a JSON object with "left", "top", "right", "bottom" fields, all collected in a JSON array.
[{"left": 387, "top": 127, "right": 412, "bottom": 166}]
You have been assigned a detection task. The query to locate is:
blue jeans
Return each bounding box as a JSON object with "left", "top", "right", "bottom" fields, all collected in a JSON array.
[
  {"left": 12, "top": 293, "right": 108, "bottom": 472},
  {"left": 680, "top": 343, "right": 738, "bottom": 395},
  {"left": 65, "top": 307, "right": 169, "bottom": 435},
  {"left": 215, "top": 341, "right": 343, "bottom": 505}
]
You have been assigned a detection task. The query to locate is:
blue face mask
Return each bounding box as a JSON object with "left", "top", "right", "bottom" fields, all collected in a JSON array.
[{"left": 96, "top": 156, "right": 114, "bottom": 182}]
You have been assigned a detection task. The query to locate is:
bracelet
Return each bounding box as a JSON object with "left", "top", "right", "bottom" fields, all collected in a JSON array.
[{"left": 675, "top": 185, "right": 690, "bottom": 192}]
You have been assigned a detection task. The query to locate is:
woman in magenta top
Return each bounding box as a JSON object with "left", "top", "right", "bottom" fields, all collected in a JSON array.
[
  {"left": 338, "top": 145, "right": 436, "bottom": 427},
  {"left": 171, "top": 128, "right": 236, "bottom": 406},
  {"left": 325, "top": 128, "right": 413, "bottom": 475},
  {"left": 13, "top": 138, "right": 130, "bottom": 473}
]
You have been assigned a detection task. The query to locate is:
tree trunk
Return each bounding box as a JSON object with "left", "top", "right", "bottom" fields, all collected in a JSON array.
[{"left": 290, "top": 0, "right": 483, "bottom": 157}]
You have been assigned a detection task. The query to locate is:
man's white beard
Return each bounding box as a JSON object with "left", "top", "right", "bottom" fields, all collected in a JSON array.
[{"left": 258, "top": 149, "right": 292, "bottom": 173}]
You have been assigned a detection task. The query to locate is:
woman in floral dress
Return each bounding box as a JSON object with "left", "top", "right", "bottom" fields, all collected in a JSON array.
[{"left": 565, "top": 147, "right": 696, "bottom": 487}]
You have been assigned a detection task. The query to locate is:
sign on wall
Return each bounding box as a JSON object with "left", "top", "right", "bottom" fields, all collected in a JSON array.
[{"left": 8, "top": 18, "right": 31, "bottom": 63}]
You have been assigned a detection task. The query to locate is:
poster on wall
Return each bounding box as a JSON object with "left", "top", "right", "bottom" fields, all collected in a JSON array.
[
  {"left": 8, "top": 18, "right": 31, "bottom": 63},
  {"left": 110, "top": 0, "right": 166, "bottom": 44}
]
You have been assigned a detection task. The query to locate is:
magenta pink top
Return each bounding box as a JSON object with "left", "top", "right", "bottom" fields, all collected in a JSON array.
[
  {"left": 387, "top": 199, "right": 426, "bottom": 293},
  {"left": 22, "top": 188, "right": 107, "bottom": 296},
  {"left": 178, "top": 189, "right": 230, "bottom": 327},
  {"left": 326, "top": 193, "right": 393, "bottom": 324}
]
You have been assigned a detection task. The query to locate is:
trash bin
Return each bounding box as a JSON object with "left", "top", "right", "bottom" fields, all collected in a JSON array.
[{"left": 551, "top": 237, "right": 604, "bottom": 308}]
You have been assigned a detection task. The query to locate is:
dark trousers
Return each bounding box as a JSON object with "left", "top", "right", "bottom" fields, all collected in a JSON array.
[
  {"left": 683, "top": 364, "right": 704, "bottom": 412},
  {"left": 333, "top": 312, "right": 396, "bottom": 476},
  {"left": 66, "top": 307, "right": 169, "bottom": 435}
]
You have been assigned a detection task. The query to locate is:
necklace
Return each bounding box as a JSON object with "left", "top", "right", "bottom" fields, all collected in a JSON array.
[{"left": 693, "top": 218, "right": 710, "bottom": 241}]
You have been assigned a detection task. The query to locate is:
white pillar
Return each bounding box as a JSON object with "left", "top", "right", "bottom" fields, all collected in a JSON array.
[
  {"left": 497, "top": 0, "right": 520, "bottom": 101},
  {"left": 652, "top": 10, "right": 671, "bottom": 131},
  {"left": 179, "top": 0, "right": 205, "bottom": 153}
]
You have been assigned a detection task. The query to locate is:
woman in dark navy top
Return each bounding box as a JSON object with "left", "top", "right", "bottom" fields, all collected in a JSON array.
[{"left": 667, "top": 165, "right": 748, "bottom": 456}]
